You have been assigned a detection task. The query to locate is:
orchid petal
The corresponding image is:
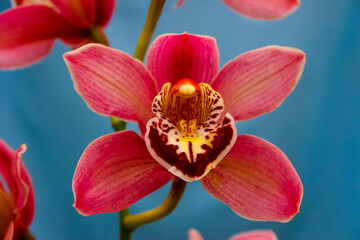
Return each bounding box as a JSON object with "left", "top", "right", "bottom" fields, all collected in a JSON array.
[
  {"left": 201, "top": 134, "right": 303, "bottom": 222},
  {"left": 0, "top": 5, "right": 88, "bottom": 69},
  {"left": 63, "top": 43, "right": 158, "bottom": 136},
  {"left": 146, "top": 33, "right": 219, "bottom": 90},
  {"left": 188, "top": 229, "right": 204, "bottom": 240},
  {"left": 11, "top": 0, "right": 52, "bottom": 6},
  {"left": 73, "top": 131, "right": 173, "bottom": 216},
  {"left": 175, "top": 0, "right": 186, "bottom": 8},
  {"left": 211, "top": 46, "right": 305, "bottom": 121},
  {"left": 3, "top": 222, "right": 14, "bottom": 240},
  {"left": 0, "top": 140, "right": 34, "bottom": 228},
  {"left": 51, "top": 0, "right": 95, "bottom": 28},
  {"left": 94, "top": 0, "right": 116, "bottom": 26},
  {"left": 222, "top": 0, "right": 300, "bottom": 20},
  {"left": 0, "top": 188, "right": 15, "bottom": 238},
  {"left": 0, "top": 6, "right": 87, "bottom": 47},
  {"left": 229, "top": 230, "right": 277, "bottom": 240},
  {"left": 0, "top": 40, "right": 54, "bottom": 70}
]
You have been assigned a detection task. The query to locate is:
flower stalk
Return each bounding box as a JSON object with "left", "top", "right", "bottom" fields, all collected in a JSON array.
[
  {"left": 90, "top": 25, "right": 110, "bottom": 47},
  {"left": 123, "top": 179, "right": 186, "bottom": 232},
  {"left": 133, "top": 0, "right": 166, "bottom": 62}
]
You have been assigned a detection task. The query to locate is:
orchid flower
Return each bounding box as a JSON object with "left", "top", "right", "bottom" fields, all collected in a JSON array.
[
  {"left": 0, "top": 139, "right": 34, "bottom": 240},
  {"left": 176, "top": 0, "right": 300, "bottom": 20},
  {"left": 64, "top": 32, "right": 305, "bottom": 222},
  {"left": 0, "top": 0, "right": 116, "bottom": 70},
  {"left": 188, "top": 229, "right": 277, "bottom": 240}
]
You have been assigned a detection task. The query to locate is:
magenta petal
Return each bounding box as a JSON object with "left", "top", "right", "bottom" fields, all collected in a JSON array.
[
  {"left": 11, "top": 0, "right": 47, "bottom": 6},
  {"left": 229, "top": 230, "right": 277, "bottom": 240},
  {"left": 0, "top": 5, "right": 88, "bottom": 69},
  {"left": 95, "top": 0, "right": 116, "bottom": 26},
  {"left": 4, "top": 222, "right": 14, "bottom": 240},
  {"left": 211, "top": 46, "right": 305, "bottom": 121},
  {"left": 201, "top": 134, "right": 303, "bottom": 222},
  {"left": 175, "top": 0, "right": 186, "bottom": 7},
  {"left": 51, "top": 0, "right": 96, "bottom": 28},
  {"left": 73, "top": 131, "right": 173, "bottom": 216},
  {"left": 64, "top": 43, "right": 158, "bottom": 136},
  {"left": 0, "top": 140, "right": 34, "bottom": 228},
  {"left": 0, "top": 40, "right": 54, "bottom": 70},
  {"left": 222, "top": 0, "right": 300, "bottom": 20},
  {"left": 0, "top": 6, "right": 87, "bottom": 48},
  {"left": 146, "top": 33, "right": 219, "bottom": 90},
  {"left": 188, "top": 229, "right": 204, "bottom": 240}
]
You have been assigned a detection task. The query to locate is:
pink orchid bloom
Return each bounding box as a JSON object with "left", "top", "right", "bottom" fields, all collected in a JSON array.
[
  {"left": 0, "top": 0, "right": 116, "bottom": 70},
  {"left": 0, "top": 139, "right": 34, "bottom": 240},
  {"left": 64, "top": 32, "right": 304, "bottom": 222},
  {"left": 176, "top": 0, "right": 300, "bottom": 20},
  {"left": 188, "top": 229, "right": 277, "bottom": 240}
]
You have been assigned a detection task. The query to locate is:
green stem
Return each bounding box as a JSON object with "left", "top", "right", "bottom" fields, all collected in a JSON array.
[
  {"left": 119, "top": 208, "right": 131, "bottom": 240},
  {"left": 110, "top": 116, "right": 127, "bottom": 132},
  {"left": 123, "top": 179, "right": 187, "bottom": 232},
  {"left": 133, "top": 0, "right": 166, "bottom": 61},
  {"left": 90, "top": 25, "right": 110, "bottom": 47}
]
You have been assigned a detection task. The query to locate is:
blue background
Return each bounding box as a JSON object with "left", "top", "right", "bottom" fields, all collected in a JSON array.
[{"left": 1, "top": 0, "right": 359, "bottom": 239}]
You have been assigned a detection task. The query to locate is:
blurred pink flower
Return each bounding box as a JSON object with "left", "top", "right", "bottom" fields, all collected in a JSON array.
[
  {"left": 188, "top": 229, "right": 277, "bottom": 240},
  {"left": 177, "top": 0, "right": 300, "bottom": 20},
  {"left": 0, "top": 139, "right": 34, "bottom": 240},
  {"left": 64, "top": 32, "right": 304, "bottom": 222},
  {"left": 0, "top": 0, "right": 116, "bottom": 69}
]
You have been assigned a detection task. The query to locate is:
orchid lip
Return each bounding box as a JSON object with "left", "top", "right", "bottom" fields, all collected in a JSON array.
[{"left": 145, "top": 79, "right": 237, "bottom": 182}]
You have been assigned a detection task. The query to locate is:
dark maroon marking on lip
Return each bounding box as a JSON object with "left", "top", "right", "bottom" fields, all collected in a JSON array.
[
  {"left": 188, "top": 141, "right": 194, "bottom": 163},
  {"left": 222, "top": 117, "right": 231, "bottom": 125},
  {"left": 148, "top": 116, "right": 235, "bottom": 179},
  {"left": 210, "top": 113, "right": 219, "bottom": 119},
  {"left": 212, "top": 106, "right": 223, "bottom": 111}
]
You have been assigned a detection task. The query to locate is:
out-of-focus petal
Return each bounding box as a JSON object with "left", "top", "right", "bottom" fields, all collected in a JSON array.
[
  {"left": 201, "top": 134, "right": 303, "bottom": 222},
  {"left": 3, "top": 222, "right": 14, "bottom": 240},
  {"left": 73, "top": 131, "right": 173, "bottom": 216},
  {"left": 51, "top": 0, "right": 95, "bottom": 28},
  {"left": 64, "top": 43, "right": 158, "bottom": 136},
  {"left": 0, "top": 188, "right": 15, "bottom": 239},
  {"left": 211, "top": 46, "right": 305, "bottom": 121},
  {"left": 222, "top": 0, "right": 300, "bottom": 20},
  {"left": 16, "top": 157, "right": 34, "bottom": 229},
  {"left": 146, "top": 33, "right": 219, "bottom": 90},
  {"left": 11, "top": 0, "right": 52, "bottom": 6},
  {"left": 0, "top": 6, "right": 88, "bottom": 48},
  {"left": 0, "top": 5, "right": 89, "bottom": 68},
  {"left": 188, "top": 229, "right": 204, "bottom": 240},
  {"left": 0, "top": 40, "right": 54, "bottom": 70},
  {"left": 94, "top": 0, "right": 116, "bottom": 26},
  {"left": 229, "top": 230, "right": 277, "bottom": 240},
  {"left": 0, "top": 140, "right": 34, "bottom": 228},
  {"left": 175, "top": 0, "right": 185, "bottom": 7}
]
